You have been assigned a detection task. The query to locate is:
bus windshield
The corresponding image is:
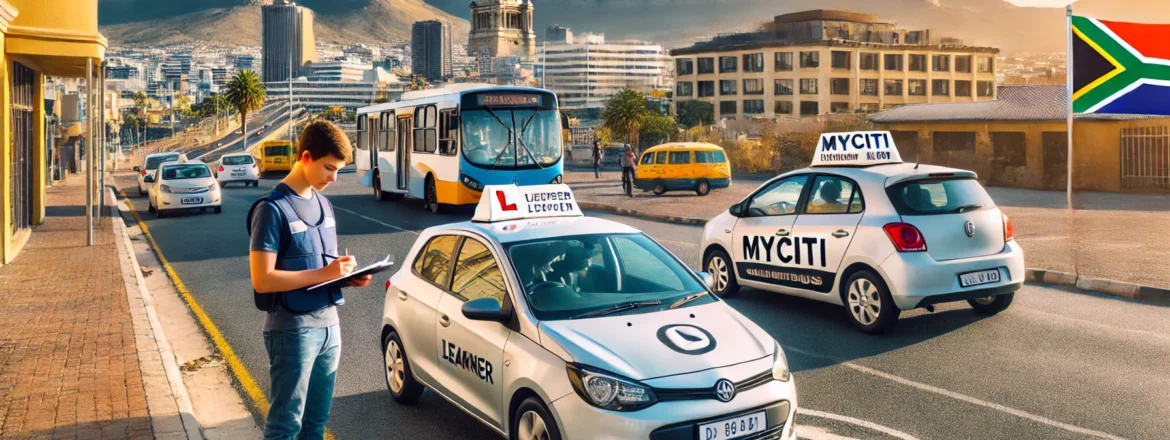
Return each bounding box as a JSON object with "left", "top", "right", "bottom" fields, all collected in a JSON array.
[{"left": 461, "top": 108, "right": 562, "bottom": 169}]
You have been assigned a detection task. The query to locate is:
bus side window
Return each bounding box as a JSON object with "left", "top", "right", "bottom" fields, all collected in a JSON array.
[
  {"left": 357, "top": 115, "right": 368, "bottom": 150},
  {"left": 414, "top": 105, "right": 437, "bottom": 154},
  {"left": 439, "top": 110, "right": 458, "bottom": 156},
  {"left": 640, "top": 153, "right": 654, "bottom": 165},
  {"left": 379, "top": 113, "right": 393, "bottom": 151}
]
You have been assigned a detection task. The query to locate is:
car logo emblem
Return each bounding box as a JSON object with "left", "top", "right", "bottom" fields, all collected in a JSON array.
[
  {"left": 964, "top": 221, "right": 975, "bottom": 237},
  {"left": 513, "top": 177, "right": 519, "bottom": 185},
  {"left": 656, "top": 324, "right": 716, "bottom": 355},
  {"left": 715, "top": 379, "right": 735, "bottom": 402}
]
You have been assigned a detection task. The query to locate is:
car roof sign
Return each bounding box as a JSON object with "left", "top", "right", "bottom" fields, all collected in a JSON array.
[
  {"left": 810, "top": 131, "right": 902, "bottom": 167},
  {"left": 472, "top": 184, "right": 584, "bottom": 223}
]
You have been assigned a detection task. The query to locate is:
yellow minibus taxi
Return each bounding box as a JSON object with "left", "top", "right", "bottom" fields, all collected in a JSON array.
[
  {"left": 634, "top": 142, "right": 730, "bottom": 196},
  {"left": 248, "top": 140, "right": 296, "bottom": 174}
]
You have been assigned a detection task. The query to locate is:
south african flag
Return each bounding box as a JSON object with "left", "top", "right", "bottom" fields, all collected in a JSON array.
[{"left": 1072, "top": 16, "right": 1170, "bottom": 115}]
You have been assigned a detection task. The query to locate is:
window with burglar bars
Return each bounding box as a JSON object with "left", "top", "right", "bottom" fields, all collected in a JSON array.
[
  {"left": 11, "top": 62, "right": 34, "bottom": 234},
  {"left": 1121, "top": 126, "right": 1170, "bottom": 190}
]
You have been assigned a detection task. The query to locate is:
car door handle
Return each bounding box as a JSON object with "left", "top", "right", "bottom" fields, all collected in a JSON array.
[
  {"left": 398, "top": 290, "right": 409, "bottom": 301},
  {"left": 439, "top": 314, "right": 451, "bottom": 327},
  {"left": 775, "top": 228, "right": 790, "bottom": 237},
  {"left": 832, "top": 230, "right": 850, "bottom": 238}
]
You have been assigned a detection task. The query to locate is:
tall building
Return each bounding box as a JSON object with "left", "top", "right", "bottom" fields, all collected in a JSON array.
[
  {"left": 671, "top": 10, "right": 1000, "bottom": 120},
  {"left": 262, "top": 0, "right": 319, "bottom": 83},
  {"left": 412, "top": 20, "right": 453, "bottom": 82},
  {"left": 306, "top": 60, "right": 372, "bottom": 82},
  {"left": 542, "top": 34, "right": 672, "bottom": 110},
  {"left": 546, "top": 25, "right": 572, "bottom": 44},
  {"left": 468, "top": 0, "right": 536, "bottom": 59}
]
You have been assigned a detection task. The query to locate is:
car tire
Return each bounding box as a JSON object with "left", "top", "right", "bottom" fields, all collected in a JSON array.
[
  {"left": 511, "top": 397, "right": 563, "bottom": 440},
  {"left": 843, "top": 270, "right": 900, "bottom": 334},
  {"left": 214, "top": 206, "right": 222, "bottom": 214},
  {"left": 652, "top": 181, "right": 667, "bottom": 196},
  {"left": 147, "top": 201, "right": 156, "bottom": 214},
  {"left": 695, "top": 180, "right": 711, "bottom": 196},
  {"left": 382, "top": 330, "right": 424, "bottom": 404},
  {"left": 138, "top": 187, "right": 145, "bottom": 197},
  {"left": 424, "top": 175, "right": 440, "bottom": 214},
  {"left": 968, "top": 293, "right": 1014, "bottom": 315},
  {"left": 704, "top": 248, "right": 740, "bottom": 298},
  {"left": 252, "top": 180, "right": 259, "bottom": 187}
]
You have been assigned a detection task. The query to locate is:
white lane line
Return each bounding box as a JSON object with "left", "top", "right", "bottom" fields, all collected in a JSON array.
[
  {"left": 332, "top": 205, "right": 420, "bottom": 235},
  {"left": 785, "top": 347, "right": 1127, "bottom": 440},
  {"left": 656, "top": 238, "right": 699, "bottom": 248},
  {"left": 799, "top": 409, "right": 919, "bottom": 440}
]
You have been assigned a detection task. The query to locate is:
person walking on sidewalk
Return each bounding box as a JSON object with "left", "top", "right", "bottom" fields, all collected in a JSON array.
[
  {"left": 247, "top": 120, "right": 372, "bottom": 440},
  {"left": 620, "top": 144, "right": 637, "bottom": 197},
  {"left": 592, "top": 139, "right": 604, "bottom": 179}
]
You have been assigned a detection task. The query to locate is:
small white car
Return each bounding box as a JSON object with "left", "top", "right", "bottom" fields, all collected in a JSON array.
[
  {"left": 381, "top": 184, "right": 797, "bottom": 440},
  {"left": 134, "top": 152, "right": 187, "bottom": 196},
  {"left": 214, "top": 152, "right": 261, "bottom": 187},
  {"left": 147, "top": 158, "right": 222, "bottom": 217},
  {"left": 701, "top": 131, "right": 1024, "bottom": 333}
]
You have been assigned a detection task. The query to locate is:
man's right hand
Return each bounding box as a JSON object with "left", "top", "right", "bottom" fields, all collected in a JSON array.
[{"left": 324, "top": 256, "right": 357, "bottom": 280}]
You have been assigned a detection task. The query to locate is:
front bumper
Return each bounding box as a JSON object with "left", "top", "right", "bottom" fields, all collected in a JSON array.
[
  {"left": 157, "top": 189, "right": 222, "bottom": 210},
  {"left": 880, "top": 240, "right": 1026, "bottom": 310},
  {"left": 552, "top": 375, "right": 797, "bottom": 440}
]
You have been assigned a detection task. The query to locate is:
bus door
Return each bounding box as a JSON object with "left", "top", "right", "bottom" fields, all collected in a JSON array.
[{"left": 397, "top": 115, "right": 412, "bottom": 191}]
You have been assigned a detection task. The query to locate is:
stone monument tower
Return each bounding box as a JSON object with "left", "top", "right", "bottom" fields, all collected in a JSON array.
[{"left": 467, "top": 0, "right": 536, "bottom": 59}]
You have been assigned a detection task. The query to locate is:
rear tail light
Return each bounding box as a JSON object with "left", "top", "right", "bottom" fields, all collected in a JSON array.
[
  {"left": 218, "top": 165, "right": 225, "bottom": 172},
  {"left": 141, "top": 169, "right": 147, "bottom": 176},
  {"left": 1003, "top": 214, "right": 1014, "bottom": 243},
  {"left": 883, "top": 223, "right": 927, "bottom": 252},
  {"left": 384, "top": 280, "right": 393, "bottom": 290}
]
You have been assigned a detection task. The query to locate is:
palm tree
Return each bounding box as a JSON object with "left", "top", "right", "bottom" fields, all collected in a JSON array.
[
  {"left": 133, "top": 91, "right": 148, "bottom": 110},
  {"left": 224, "top": 70, "right": 266, "bottom": 150},
  {"left": 601, "top": 89, "right": 648, "bottom": 147}
]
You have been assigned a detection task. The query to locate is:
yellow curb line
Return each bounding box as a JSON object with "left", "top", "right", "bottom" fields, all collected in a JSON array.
[{"left": 118, "top": 189, "right": 336, "bottom": 440}]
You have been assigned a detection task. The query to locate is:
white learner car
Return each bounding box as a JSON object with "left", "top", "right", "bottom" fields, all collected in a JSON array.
[
  {"left": 701, "top": 131, "right": 1024, "bottom": 333},
  {"left": 147, "top": 158, "right": 222, "bottom": 217},
  {"left": 381, "top": 184, "right": 797, "bottom": 440},
  {"left": 134, "top": 152, "right": 187, "bottom": 196},
  {"left": 214, "top": 152, "right": 261, "bottom": 187}
]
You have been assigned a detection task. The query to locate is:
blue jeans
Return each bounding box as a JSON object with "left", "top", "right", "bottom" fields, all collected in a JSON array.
[{"left": 263, "top": 325, "right": 341, "bottom": 440}]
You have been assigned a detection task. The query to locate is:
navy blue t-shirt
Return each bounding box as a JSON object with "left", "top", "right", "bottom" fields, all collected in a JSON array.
[{"left": 250, "top": 183, "right": 339, "bottom": 331}]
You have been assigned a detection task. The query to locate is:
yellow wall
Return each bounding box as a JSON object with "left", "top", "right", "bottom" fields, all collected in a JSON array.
[{"left": 0, "top": 32, "right": 11, "bottom": 263}]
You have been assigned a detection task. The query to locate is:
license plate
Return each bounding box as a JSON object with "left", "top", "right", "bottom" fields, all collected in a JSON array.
[
  {"left": 273, "top": 158, "right": 282, "bottom": 163},
  {"left": 181, "top": 197, "right": 203, "bottom": 205},
  {"left": 698, "top": 411, "right": 765, "bottom": 440},
  {"left": 231, "top": 172, "right": 245, "bottom": 177},
  {"left": 959, "top": 269, "right": 1001, "bottom": 287}
]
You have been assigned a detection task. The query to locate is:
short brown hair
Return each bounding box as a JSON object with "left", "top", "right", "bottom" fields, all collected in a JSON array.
[{"left": 297, "top": 120, "right": 353, "bottom": 163}]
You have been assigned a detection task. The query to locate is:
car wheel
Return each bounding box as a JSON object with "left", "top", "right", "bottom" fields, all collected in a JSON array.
[
  {"left": 138, "top": 187, "right": 145, "bottom": 197},
  {"left": 652, "top": 181, "right": 667, "bottom": 196},
  {"left": 383, "top": 330, "right": 424, "bottom": 404},
  {"left": 968, "top": 292, "right": 1014, "bottom": 315},
  {"left": 844, "top": 270, "right": 900, "bottom": 334},
  {"left": 695, "top": 180, "right": 711, "bottom": 196},
  {"left": 147, "top": 201, "right": 156, "bottom": 214},
  {"left": 704, "top": 248, "right": 740, "bottom": 298},
  {"left": 424, "top": 176, "right": 440, "bottom": 214},
  {"left": 214, "top": 206, "right": 222, "bottom": 214},
  {"left": 511, "top": 397, "right": 562, "bottom": 440}
]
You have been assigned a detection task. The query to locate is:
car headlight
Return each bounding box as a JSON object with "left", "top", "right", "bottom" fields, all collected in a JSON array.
[
  {"left": 566, "top": 364, "right": 658, "bottom": 411},
  {"left": 549, "top": 174, "right": 563, "bottom": 184},
  {"left": 160, "top": 184, "right": 173, "bottom": 193},
  {"left": 460, "top": 173, "right": 484, "bottom": 191},
  {"left": 772, "top": 342, "right": 791, "bottom": 382}
]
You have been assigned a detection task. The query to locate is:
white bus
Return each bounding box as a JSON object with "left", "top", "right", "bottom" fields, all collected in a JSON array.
[{"left": 355, "top": 84, "right": 564, "bottom": 213}]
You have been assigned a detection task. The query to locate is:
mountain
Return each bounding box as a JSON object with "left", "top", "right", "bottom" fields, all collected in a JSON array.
[{"left": 99, "top": 0, "right": 470, "bottom": 46}]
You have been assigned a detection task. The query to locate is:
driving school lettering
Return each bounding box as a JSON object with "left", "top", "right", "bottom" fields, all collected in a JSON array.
[
  {"left": 442, "top": 339, "right": 494, "bottom": 384},
  {"left": 523, "top": 191, "right": 575, "bottom": 214},
  {"left": 743, "top": 235, "right": 827, "bottom": 267},
  {"left": 812, "top": 131, "right": 901, "bottom": 166}
]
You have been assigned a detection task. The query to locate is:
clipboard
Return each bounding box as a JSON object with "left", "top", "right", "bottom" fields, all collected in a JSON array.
[{"left": 308, "top": 254, "right": 395, "bottom": 290}]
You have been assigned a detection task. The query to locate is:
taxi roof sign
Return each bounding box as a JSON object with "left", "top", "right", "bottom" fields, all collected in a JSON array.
[
  {"left": 810, "top": 131, "right": 903, "bottom": 167},
  {"left": 472, "top": 184, "right": 584, "bottom": 223}
]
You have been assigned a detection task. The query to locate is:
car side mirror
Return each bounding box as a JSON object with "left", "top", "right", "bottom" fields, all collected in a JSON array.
[
  {"left": 697, "top": 271, "right": 716, "bottom": 291},
  {"left": 729, "top": 202, "right": 745, "bottom": 217},
  {"left": 462, "top": 297, "right": 510, "bottom": 322},
  {"left": 133, "top": 166, "right": 141, "bottom": 172}
]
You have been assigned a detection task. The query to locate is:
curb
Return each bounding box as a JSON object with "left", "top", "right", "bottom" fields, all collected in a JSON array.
[
  {"left": 577, "top": 199, "right": 1170, "bottom": 304},
  {"left": 110, "top": 187, "right": 205, "bottom": 440}
]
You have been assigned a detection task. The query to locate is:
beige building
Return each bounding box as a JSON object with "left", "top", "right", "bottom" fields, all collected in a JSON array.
[
  {"left": 468, "top": 0, "right": 535, "bottom": 59},
  {"left": 672, "top": 10, "right": 999, "bottom": 120}
]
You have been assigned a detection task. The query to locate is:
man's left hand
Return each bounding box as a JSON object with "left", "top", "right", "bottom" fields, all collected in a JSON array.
[{"left": 347, "top": 274, "right": 373, "bottom": 287}]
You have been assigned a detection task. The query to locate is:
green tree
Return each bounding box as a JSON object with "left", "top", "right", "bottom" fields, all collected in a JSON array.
[
  {"left": 601, "top": 89, "right": 648, "bottom": 146},
  {"left": 639, "top": 113, "right": 676, "bottom": 147},
  {"left": 133, "top": 91, "right": 149, "bottom": 110},
  {"left": 676, "top": 100, "right": 714, "bottom": 128},
  {"left": 224, "top": 70, "right": 266, "bottom": 150}
]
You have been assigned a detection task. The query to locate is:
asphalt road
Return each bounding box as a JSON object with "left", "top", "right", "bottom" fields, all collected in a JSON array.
[
  {"left": 112, "top": 171, "right": 1170, "bottom": 440},
  {"left": 179, "top": 104, "right": 302, "bottom": 162}
]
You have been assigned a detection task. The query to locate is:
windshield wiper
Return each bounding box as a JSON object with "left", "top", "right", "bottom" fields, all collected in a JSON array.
[
  {"left": 668, "top": 291, "right": 709, "bottom": 309},
  {"left": 955, "top": 204, "right": 983, "bottom": 213},
  {"left": 571, "top": 300, "right": 662, "bottom": 320},
  {"left": 484, "top": 107, "right": 516, "bottom": 170}
]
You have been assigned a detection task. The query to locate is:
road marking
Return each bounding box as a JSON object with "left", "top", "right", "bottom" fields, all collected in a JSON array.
[
  {"left": 117, "top": 190, "right": 336, "bottom": 440},
  {"left": 332, "top": 205, "right": 420, "bottom": 235},
  {"left": 655, "top": 237, "right": 699, "bottom": 248},
  {"left": 784, "top": 346, "right": 1126, "bottom": 440},
  {"left": 1018, "top": 307, "right": 1170, "bottom": 342},
  {"left": 799, "top": 409, "right": 920, "bottom": 440}
]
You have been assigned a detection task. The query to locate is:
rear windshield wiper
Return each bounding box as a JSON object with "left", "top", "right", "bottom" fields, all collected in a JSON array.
[
  {"left": 955, "top": 204, "right": 983, "bottom": 213},
  {"left": 571, "top": 300, "right": 662, "bottom": 319}
]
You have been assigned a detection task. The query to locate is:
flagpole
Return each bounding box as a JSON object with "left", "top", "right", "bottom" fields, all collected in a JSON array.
[{"left": 1066, "top": 4, "right": 1074, "bottom": 211}]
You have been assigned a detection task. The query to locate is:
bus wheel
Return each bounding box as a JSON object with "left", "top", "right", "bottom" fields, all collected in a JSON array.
[
  {"left": 374, "top": 174, "right": 389, "bottom": 201},
  {"left": 424, "top": 176, "right": 440, "bottom": 214},
  {"left": 695, "top": 180, "right": 711, "bottom": 196},
  {"left": 652, "top": 182, "right": 667, "bottom": 196}
]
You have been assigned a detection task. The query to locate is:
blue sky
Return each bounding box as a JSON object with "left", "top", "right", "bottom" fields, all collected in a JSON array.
[{"left": 1006, "top": 0, "right": 1071, "bottom": 6}]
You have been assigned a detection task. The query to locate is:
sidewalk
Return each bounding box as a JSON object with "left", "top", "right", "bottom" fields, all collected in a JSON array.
[{"left": 0, "top": 177, "right": 199, "bottom": 439}]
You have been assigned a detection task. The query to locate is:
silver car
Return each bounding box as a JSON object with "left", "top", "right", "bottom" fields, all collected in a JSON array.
[{"left": 380, "top": 186, "right": 798, "bottom": 440}]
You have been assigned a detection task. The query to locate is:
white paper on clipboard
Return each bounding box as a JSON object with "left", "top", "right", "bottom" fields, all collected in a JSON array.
[{"left": 308, "top": 254, "right": 395, "bottom": 290}]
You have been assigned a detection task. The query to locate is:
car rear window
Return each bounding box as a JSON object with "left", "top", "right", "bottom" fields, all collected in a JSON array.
[
  {"left": 145, "top": 155, "right": 179, "bottom": 170},
  {"left": 223, "top": 155, "right": 254, "bottom": 165},
  {"left": 886, "top": 177, "right": 994, "bottom": 215},
  {"left": 264, "top": 146, "right": 290, "bottom": 157},
  {"left": 161, "top": 165, "right": 212, "bottom": 180}
]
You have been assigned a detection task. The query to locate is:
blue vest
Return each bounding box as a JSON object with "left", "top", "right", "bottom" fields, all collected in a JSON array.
[{"left": 247, "top": 187, "right": 345, "bottom": 314}]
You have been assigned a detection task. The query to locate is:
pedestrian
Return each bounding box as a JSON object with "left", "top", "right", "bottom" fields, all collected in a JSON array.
[
  {"left": 592, "top": 139, "right": 603, "bottom": 179},
  {"left": 246, "top": 120, "right": 372, "bottom": 440},
  {"left": 620, "top": 144, "right": 637, "bottom": 197}
]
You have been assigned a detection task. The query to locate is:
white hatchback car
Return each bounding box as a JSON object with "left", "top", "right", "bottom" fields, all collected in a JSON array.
[
  {"left": 147, "top": 159, "right": 222, "bottom": 217},
  {"left": 381, "top": 184, "right": 798, "bottom": 440},
  {"left": 214, "top": 152, "right": 261, "bottom": 187},
  {"left": 701, "top": 131, "right": 1024, "bottom": 333},
  {"left": 134, "top": 152, "right": 187, "bottom": 196}
]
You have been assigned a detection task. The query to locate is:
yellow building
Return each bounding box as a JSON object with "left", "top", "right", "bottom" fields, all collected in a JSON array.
[
  {"left": 870, "top": 85, "right": 1170, "bottom": 193},
  {"left": 0, "top": 0, "right": 106, "bottom": 265},
  {"left": 672, "top": 10, "right": 999, "bottom": 120}
]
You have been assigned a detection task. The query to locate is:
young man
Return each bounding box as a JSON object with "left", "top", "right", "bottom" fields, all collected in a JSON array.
[
  {"left": 247, "top": 120, "right": 372, "bottom": 440},
  {"left": 591, "top": 139, "right": 603, "bottom": 179}
]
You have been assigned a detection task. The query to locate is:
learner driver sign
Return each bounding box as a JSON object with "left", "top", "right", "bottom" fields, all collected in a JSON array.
[
  {"left": 811, "top": 131, "right": 903, "bottom": 167},
  {"left": 472, "top": 184, "right": 584, "bottom": 223}
]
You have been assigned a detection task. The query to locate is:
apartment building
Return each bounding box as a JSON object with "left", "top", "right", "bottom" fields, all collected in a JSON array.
[
  {"left": 542, "top": 32, "right": 672, "bottom": 110},
  {"left": 672, "top": 10, "right": 999, "bottom": 120}
]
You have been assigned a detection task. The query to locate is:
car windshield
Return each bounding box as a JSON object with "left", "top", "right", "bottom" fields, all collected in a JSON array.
[
  {"left": 223, "top": 155, "right": 254, "bottom": 165},
  {"left": 505, "top": 233, "right": 713, "bottom": 321},
  {"left": 145, "top": 155, "right": 180, "bottom": 170},
  {"left": 161, "top": 165, "right": 212, "bottom": 180},
  {"left": 461, "top": 108, "right": 562, "bottom": 169},
  {"left": 886, "top": 177, "right": 995, "bottom": 215}
]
